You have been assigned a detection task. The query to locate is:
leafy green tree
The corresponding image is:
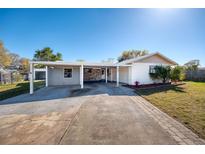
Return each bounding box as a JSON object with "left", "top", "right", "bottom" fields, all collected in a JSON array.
[
  {"left": 150, "top": 65, "right": 171, "bottom": 83},
  {"left": 118, "top": 50, "right": 149, "bottom": 62},
  {"left": 33, "top": 47, "right": 62, "bottom": 61},
  {"left": 170, "top": 66, "right": 185, "bottom": 82}
]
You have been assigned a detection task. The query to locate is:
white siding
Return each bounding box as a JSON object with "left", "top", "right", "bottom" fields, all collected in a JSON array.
[
  {"left": 130, "top": 63, "right": 163, "bottom": 85},
  {"left": 110, "top": 67, "right": 130, "bottom": 84},
  {"left": 109, "top": 68, "right": 116, "bottom": 81},
  {"left": 119, "top": 67, "right": 129, "bottom": 84},
  {"left": 128, "top": 66, "right": 132, "bottom": 85},
  {"left": 46, "top": 63, "right": 169, "bottom": 86},
  {"left": 48, "top": 66, "right": 80, "bottom": 86}
]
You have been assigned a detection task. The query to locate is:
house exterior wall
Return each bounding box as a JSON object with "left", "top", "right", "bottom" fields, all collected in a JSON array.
[
  {"left": 130, "top": 63, "right": 167, "bottom": 85},
  {"left": 119, "top": 67, "right": 129, "bottom": 84},
  {"left": 46, "top": 60, "right": 172, "bottom": 86},
  {"left": 108, "top": 68, "right": 114, "bottom": 81},
  {"left": 48, "top": 66, "right": 80, "bottom": 86},
  {"left": 110, "top": 67, "right": 130, "bottom": 84},
  {"left": 137, "top": 54, "right": 174, "bottom": 65}
]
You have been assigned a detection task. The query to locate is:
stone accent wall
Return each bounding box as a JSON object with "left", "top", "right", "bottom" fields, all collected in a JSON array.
[{"left": 84, "top": 68, "right": 103, "bottom": 81}]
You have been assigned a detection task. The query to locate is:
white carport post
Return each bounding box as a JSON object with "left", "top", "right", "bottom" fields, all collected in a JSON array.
[
  {"left": 105, "top": 67, "right": 108, "bottom": 83},
  {"left": 80, "top": 64, "right": 84, "bottom": 89},
  {"left": 33, "top": 69, "right": 36, "bottom": 80},
  {"left": 29, "top": 63, "right": 34, "bottom": 94},
  {"left": 45, "top": 66, "right": 48, "bottom": 87},
  {"left": 110, "top": 68, "right": 113, "bottom": 82},
  {"left": 116, "top": 66, "right": 119, "bottom": 87}
]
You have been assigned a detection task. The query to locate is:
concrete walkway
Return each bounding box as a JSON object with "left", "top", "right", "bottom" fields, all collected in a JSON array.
[{"left": 0, "top": 83, "right": 204, "bottom": 144}]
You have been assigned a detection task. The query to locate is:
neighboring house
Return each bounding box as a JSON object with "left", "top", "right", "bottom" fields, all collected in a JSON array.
[
  {"left": 0, "top": 67, "right": 7, "bottom": 84},
  {"left": 29, "top": 52, "right": 177, "bottom": 94},
  {"left": 184, "top": 59, "right": 200, "bottom": 66},
  {"left": 0, "top": 72, "right": 5, "bottom": 84},
  {"left": 184, "top": 60, "right": 205, "bottom": 81},
  {"left": 0, "top": 67, "right": 18, "bottom": 84},
  {"left": 0, "top": 64, "right": 10, "bottom": 84}
]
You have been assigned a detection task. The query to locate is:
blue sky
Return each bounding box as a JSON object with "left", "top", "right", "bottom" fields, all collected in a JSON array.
[{"left": 0, "top": 9, "right": 205, "bottom": 66}]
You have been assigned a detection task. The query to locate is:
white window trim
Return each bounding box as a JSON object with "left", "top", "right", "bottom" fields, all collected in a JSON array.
[{"left": 63, "top": 67, "right": 73, "bottom": 79}]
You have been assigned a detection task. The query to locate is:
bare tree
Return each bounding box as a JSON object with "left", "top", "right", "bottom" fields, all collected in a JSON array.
[{"left": 118, "top": 50, "right": 149, "bottom": 62}]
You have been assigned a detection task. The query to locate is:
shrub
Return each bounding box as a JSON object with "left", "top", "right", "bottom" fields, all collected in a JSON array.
[
  {"left": 170, "top": 66, "right": 185, "bottom": 82},
  {"left": 149, "top": 65, "right": 171, "bottom": 83},
  {"left": 135, "top": 81, "right": 140, "bottom": 87}
]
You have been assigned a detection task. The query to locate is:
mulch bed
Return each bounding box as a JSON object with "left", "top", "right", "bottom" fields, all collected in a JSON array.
[{"left": 123, "top": 82, "right": 181, "bottom": 90}]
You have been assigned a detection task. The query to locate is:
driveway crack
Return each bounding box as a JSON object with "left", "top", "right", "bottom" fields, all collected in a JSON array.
[{"left": 57, "top": 103, "right": 83, "bottom": 144}]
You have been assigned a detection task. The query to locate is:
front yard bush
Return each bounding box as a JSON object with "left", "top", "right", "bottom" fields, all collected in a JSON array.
[{"left": 149, "top": 65, "right": 171, "bottom": 83}]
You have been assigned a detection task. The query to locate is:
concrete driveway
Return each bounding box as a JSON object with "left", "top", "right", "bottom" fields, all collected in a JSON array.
[
  {"left": 0, "top": 82, "right": 135, "bottom": 105},
  {"left": 0, "top": 83, "right": 204, "bottom": 144}
]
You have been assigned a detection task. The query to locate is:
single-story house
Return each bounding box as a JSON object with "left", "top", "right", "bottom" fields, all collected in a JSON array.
[
  {"left": 29, "top": 52, "right": 177, "bottom": 94},
  {"left": 0, "top": 65, "right": 19, "bottom": 84}
]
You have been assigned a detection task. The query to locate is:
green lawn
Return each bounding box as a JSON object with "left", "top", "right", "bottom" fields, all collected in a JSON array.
[
  {"left": 0, "top": 81, "right": 45, "bottom": 101},
  {"left": 136, "top": 81, "right": 205, "bottom": 139}
]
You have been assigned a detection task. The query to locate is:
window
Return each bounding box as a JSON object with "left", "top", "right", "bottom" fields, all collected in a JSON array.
[
  {"left": 149, "top": 65, "right": 156, "bottom": 74},
  {"left": 64, "top": 68, "right": 72, "bottom": 78}
]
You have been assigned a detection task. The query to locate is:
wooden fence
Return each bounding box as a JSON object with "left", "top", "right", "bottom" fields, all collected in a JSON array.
[{"left": 185, "top": 68, "right": 205, "bottom": 81}]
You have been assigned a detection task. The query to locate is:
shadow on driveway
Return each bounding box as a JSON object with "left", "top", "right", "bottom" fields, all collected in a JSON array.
[
  {"left": 0, "top": 86, "right": 71, "bottom": 105},
  {"left": 0, "top": 83, "right": 136, "bottom": 105}
]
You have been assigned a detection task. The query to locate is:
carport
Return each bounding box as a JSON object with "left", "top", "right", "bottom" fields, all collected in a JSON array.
[{"left": 29, "top": 61, "right": 126, "bottom": 94}]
